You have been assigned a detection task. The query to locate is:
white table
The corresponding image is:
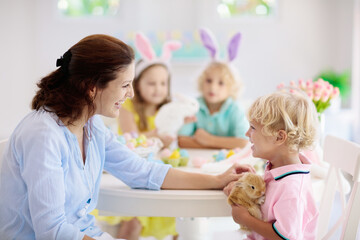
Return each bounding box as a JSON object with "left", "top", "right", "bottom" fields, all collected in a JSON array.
[
  {"left": 97, "top": 149, "right": 237, "bottom": 240},
  {"left": 98, "top": 173, "right": 231, "bottom": 218}
]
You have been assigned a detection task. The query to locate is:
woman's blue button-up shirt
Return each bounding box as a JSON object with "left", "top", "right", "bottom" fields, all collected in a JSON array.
[{"left": 0, "top": 109, "right": 170, "bottom": 240}]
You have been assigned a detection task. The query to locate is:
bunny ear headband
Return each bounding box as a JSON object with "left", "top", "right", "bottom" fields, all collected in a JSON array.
[
  {"left": 135, "top": 32, "right": 182, "bottom": 78},
  {"left": 199, "top": 28, "right": 241, "bottom": 62}
]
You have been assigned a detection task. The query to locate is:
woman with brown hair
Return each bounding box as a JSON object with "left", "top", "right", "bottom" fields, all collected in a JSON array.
[{"left": 0, "top": 34, "right": 254, "bottom": 240}]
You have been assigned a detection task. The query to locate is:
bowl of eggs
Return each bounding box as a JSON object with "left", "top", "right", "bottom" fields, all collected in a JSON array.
[{"left": 117, "top": 132, "right": 163, "bottom": 158}]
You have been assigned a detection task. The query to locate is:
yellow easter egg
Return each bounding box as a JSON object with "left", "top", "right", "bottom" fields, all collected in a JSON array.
[
  {"left": 138, "top": 134, "right": 147, "bottom": 141},
  {"left": 226, "top": 150, "right": 235, "bottom": 158},
  {"left": 169, "top": 150, "right": 180, "bottom": 159},
  {"left": 130, "top": 139, "right": 138, "bottom": 147}
]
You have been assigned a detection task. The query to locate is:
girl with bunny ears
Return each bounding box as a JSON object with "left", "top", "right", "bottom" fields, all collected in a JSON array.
[
  {"left": 95, "top": 32, "right": 182, "bottom": 240},
  {"left": 178, "top": 28, "right": 249, "bottom": 149},
  {"left": 118, "top": 32, "right": 183, "bottom": 148}
]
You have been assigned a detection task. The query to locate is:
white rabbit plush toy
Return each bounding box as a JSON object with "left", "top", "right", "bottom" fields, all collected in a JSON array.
[{"left": 155, "top": 93, "right": 199, "bottom": 138}]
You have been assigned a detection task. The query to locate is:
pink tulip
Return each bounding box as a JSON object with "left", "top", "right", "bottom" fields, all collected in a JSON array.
[
  {"left": 313, "top": 93, "right": 321, "bottom": 101},
  {"left": 325, "top": 85, "right": 333, "bottom": 97},
  {"left": 307, "top": 91, "right": 313, "bottom": 99},
  {"left": 321, "top": 91, "right": 329, "bottom": 102},
  {"left": 314, "top": 82, "right": 324, "bottom": 95},
  {"left": 298, "top": 79, "right": 306, "bottom": 90},
  {"left": 305, "top": 79, "right": 313, "bottom": 90},
  {"left": 317, "top": 78, "right": 325, "bottom": 84},
  {"left": 290, "top": 81, "right": 296, "bottom": 87},
  {"left": 277, "top": 83, "right": 285, "bottom": 89},
  {"left": 331, "top": 87, "right": 340, "bottom": 98}
]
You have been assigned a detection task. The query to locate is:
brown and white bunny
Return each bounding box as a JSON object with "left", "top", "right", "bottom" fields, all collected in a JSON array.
[{"left": 227, "top": 172, "right": 266, "bottom": 232}]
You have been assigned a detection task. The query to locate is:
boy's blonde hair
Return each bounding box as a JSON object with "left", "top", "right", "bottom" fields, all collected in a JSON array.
[
  {"left": 247, "top": 91, "right": 318, "bottom": 152},
  {"left": 197, "top": 61, "right": 242, "bottom": 99}
]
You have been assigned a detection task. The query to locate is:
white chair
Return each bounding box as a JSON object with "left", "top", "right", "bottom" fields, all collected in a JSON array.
[{"left": 317, "top": 135, "right": 360, "bottom": 240}]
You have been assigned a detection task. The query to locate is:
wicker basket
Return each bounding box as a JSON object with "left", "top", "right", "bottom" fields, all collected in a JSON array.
[{"left": 132, "top": 137, "right": 163, "bottom": 158}]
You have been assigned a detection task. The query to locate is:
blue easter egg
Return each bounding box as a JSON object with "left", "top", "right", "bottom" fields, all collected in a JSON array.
[
  {"left": 215, "top": 151, "right": 226, "bottom": 162},
  {"left": 179, "top": 149, "right": 189, "bottom": 157},
  {"left": 117, "top": 135, "right": 126, "bottom": 145}
]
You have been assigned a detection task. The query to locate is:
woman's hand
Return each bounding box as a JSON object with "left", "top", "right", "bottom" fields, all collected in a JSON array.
[
  {"left": 223, "top": 180, "right": 237, "bottom": 196},
  {"left": 217, "top": 163, "right": 256, "bottom": 188}
]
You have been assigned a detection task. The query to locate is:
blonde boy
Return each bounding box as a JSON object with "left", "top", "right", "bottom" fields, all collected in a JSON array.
[{"left": 225, "top": 90, "right": 319, "bottom": 239}]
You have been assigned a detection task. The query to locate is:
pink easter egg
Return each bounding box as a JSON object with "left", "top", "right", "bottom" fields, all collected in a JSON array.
[
  {"left": 191, "top": 157, "right": 208, "bottom": 168},
  {"left": 160, "top": 148, "right": 172, "bottom": 158},
  {"left": 233, "top": 148, "right": 241, "bottom": 153},
  {"left": 123, "top": 133, "right": 132, "bottom": 141},
  {"left": 130, "top": 131, "right": 138, "bottom": 138},
  {"left": 126, "top": 142, "right": 135, "bottom": 150}
]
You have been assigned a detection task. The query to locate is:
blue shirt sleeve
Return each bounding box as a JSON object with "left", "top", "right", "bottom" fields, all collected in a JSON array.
[
  {"left": 18, "top": 119, "right": 85, "bottom": 240},
  {"left": 93, "top": 116, "right": 171, "bottom": 190}
]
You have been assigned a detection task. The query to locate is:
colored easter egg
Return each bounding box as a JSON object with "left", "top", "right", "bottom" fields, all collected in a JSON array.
[
  {"left": 130, "top": 131, "right": 138, "bottom": 138},
  {"left": 138, "top": 134, "right": 147, "bottom": 141},
  {"left": 215, "top": 151, "right": 226, "bottom": 162},
  {"left": 192, "top": 157, "right": 208, "bottom": 168},
  {"left": 233, "top": 148, "right": 241, "bottom": 153},
  {"left": 129, "top": 139, "right": 138, "bottom": 147},
  {"left": 140, "top": 141, "right": 148, "bottom": 147},
  {"left": 126, "top": 142, "right": 135, "bottom": 150},
  {"left": 160, "top": 148, "right": 172, "bottom": 158},
  {"left": 117, "top": 135, "right": 126, "bottom": 145},
  {"left": 179, "top": 149, "right": 189, "bottom": 157},
  {"left": 136, "top": 138, "right": 144, "bottom": 144},
  {"left": 123, "top": 133, "right": 132, "bottom": 141},
  {"left": 226, "top": 150, "right": 235, "bottom": 158},
  {"left": 169, "top": 150, "right": 180, "bottom": 159}
]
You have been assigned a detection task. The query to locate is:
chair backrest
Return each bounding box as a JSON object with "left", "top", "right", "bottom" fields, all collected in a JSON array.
[{"left": 317, "top": 135, "right": 360, "bottom": 240}]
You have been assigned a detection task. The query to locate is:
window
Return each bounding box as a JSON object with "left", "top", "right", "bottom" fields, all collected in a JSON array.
[
  {"left": 57, "top": 0, "right": 120, "bottom": 17},
  {"left": 217, "top": 0, "right": 277, "bottom": 18}
]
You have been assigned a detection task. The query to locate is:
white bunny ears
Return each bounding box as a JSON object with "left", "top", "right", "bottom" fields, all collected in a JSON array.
[
  {"left": 134, "top": 32, "right": 182, "bottom": 78},
  {"left": 199, "top": 28, "right": 242, "bottom": 62}
]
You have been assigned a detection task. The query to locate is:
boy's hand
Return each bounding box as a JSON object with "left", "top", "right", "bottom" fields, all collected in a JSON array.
[
  {"left": 231, "top": 204, "right": 252, "bottom": 226},
  {"left": 193, "top": 129, "right": 212, "bottom": 146}
]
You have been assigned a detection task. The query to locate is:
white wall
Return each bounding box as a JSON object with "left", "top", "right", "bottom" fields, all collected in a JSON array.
[
  {"left": 0, "top": 0, "right": 355, "bottom": 139},
  {"left": 0, "top": 1, "right": 37, "bottom": 139}
]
